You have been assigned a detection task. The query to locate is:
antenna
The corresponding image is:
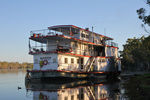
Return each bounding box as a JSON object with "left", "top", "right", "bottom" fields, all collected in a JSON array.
[
  {"left": 92, "top": 26, "right": 93, "bottom": 42},
  {"left": 92, "top": 26, "right": 94, "bottom": 56}
]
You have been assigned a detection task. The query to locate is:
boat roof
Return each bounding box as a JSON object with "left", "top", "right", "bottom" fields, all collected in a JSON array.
[{"left": 48, "top": 25, "right": 113, "bottom": 40}]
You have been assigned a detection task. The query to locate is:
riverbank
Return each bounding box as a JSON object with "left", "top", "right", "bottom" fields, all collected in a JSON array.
[
  {"left": 123, "top": 73, "right": 150, "bottom": 100},
  {"left": 0, "top": 61, "right": 33, "bottom": 69}
]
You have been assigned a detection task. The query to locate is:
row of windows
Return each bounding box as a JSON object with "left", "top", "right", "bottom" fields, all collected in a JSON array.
[
  {"left": 81, "top": 33, "right": 89, "bottom": 38},
  {"left": 72, "top": 44, "right": 89, "bottom": 50},
  {"left": 35, "top": 58, "right": 107, "bottom": 64},
  {"left": 64, "top": 58, "right": 107, "bottom": 64},
  {"left": 64, "top": 58, "right": 79, "bottom": 64}
]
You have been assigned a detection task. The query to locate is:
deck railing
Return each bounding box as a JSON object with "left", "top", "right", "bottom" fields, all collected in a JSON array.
[
  {"left": 105, "top": 40, "right": 118, "bottom": 47},
  {"left": 30, "top": 29, "right": 66, "bottom": 37},
  {"left": 30, "top": 29, "right": 118, "bottom": 48},
  {"left": 29, "top": 44, "right": 94, "bottom": 56},
  {"left": 111, "top": 42, "right": 118, "bottom": 47}
]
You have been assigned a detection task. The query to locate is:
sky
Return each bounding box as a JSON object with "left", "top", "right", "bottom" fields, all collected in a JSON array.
[{"left": 0, "top": 0, "right": 149, "bottom": 63}]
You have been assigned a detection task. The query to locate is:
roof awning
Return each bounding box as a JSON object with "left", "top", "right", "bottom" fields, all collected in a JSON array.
[
  {"left": 48, "top": 25, "right": 80, "bottom": 34},
  {"left": 48, "top": 25, "right": 113, "bottom": 40}
]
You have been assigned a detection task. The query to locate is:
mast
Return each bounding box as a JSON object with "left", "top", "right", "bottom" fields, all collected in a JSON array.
[{"left": 92, "top": 26, "right": 93, "bottom": 56}]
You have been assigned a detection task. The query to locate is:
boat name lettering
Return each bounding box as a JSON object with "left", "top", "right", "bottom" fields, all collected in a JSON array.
[{"left": 40, "top": 57, "right": 51, "bottom": 60}]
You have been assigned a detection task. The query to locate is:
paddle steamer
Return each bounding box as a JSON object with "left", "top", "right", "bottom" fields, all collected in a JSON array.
[{"left": 27, "top": 25, "right": 121, "bottom": 80}]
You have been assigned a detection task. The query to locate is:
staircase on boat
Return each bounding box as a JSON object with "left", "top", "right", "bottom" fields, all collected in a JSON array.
[{"left": 84, "top": 56, "right": 95, "bottom": 72}]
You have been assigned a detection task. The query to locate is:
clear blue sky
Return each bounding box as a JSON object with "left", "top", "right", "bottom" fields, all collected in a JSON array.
[{"left": 0, "top": 0, "right": 148, "bottom": 63}]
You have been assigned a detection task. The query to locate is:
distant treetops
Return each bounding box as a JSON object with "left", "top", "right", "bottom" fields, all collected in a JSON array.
[{"left": 0, "top": 62, "right": 33, "bottom": 69}]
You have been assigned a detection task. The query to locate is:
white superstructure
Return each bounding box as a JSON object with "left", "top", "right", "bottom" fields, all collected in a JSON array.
[{"left": 27, "top": 25, "right": 121, "bottom": 79}]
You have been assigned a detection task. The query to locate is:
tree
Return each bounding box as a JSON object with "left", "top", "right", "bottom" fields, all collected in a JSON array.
[
  {"left": 121, "top": 36, "right": 150, "bottom": 71},
  {"left": 142, "top": 36, "right": 150, "bottom": 68},
  {"left": 137, "top": 0, "right": 150, "bottom": 33},
  {"left": 137, "top": 0, "right": 150, "bottom": 34}
]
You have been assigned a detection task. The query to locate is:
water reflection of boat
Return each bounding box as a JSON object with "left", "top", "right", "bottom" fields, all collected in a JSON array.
[{"left": 25, "top": 79, "right": 121, "bottom": 100}]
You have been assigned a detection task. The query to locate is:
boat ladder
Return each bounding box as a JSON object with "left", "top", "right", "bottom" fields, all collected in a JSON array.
[{"left": 84, "top": 56, "right": 95, "bottom": 72}]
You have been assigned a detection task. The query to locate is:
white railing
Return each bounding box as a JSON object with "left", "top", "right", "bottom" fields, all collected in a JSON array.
[
  {"left": 29, "top": 44, "right": 93, "bottom": 56},
  {"left": 30, "top": 29, "right": 118, "bottom": 48},
  {"left": 105, "top": 40, "right": 118, "bottom": 47},
  {"left": 30, "top": 29, "right": 67, "bottom": 37},
  {"left": 111, "top": 42, "right": 118, "bottom": 47}
]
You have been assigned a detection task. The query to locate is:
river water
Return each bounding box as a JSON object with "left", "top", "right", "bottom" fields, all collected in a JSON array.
[{"left": 0, "top": 69, "right": 127, "bottom": 100}]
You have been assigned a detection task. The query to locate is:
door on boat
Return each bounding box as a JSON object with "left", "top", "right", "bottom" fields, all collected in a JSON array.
[
  {"left": 95, "top": 46, "right": 105, "bottom": 56},
  {"left": 80, "top": 58, "right": 84, "bottom": 70}
]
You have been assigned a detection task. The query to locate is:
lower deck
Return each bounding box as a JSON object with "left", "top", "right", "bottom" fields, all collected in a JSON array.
[{"left": 33, "top": 53, "right": 121, "bottom": 72}]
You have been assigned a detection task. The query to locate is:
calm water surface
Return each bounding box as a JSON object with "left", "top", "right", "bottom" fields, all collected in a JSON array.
[{"left": 0, "top": 69, "right": 126, "bottom": 100}]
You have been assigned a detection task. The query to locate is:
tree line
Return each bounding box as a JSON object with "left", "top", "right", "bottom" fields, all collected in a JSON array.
[
  {"left": 120, "top": 35, "right": 150, "bottom": 71},
  {"left": 121, "top": 0, "right": 150, "bottom": 71},
  {"left": 0, "top": 61, "right": 33, "bottom": 69}
]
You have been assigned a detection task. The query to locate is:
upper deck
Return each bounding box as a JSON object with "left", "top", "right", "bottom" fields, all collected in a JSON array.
[
  {"left": 30, "top": 25, "right": 117, "bottom": 45},
  {"left": 29, "top": 25, "right": 118, "bottom": 56}
]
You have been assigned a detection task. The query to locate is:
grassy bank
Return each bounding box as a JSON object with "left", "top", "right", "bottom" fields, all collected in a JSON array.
[{"left": 123, "top": 73, "right": 150, "bottom": 100}]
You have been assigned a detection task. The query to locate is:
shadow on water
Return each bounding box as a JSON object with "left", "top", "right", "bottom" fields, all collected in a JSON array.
[{"left": 25, "top": 79, "right": 125, "bottom": 100}]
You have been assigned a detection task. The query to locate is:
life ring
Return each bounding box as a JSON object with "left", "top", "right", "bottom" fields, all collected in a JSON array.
[
  {"left": 69, "top": 47, "right": 73, "bottom": 52},
  {"left": 70, "top": 31, "right": 73, "bottom": 36},
  {"left": 43, "top": 60, "right": 48, "bottom": 65}
]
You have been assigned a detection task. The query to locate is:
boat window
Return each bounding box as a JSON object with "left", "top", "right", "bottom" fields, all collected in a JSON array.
[
  {"left": 34, "top": 59, "right": 38, "bottom": 64},
  {"left": 65, "top": 43, "right": 68, "bottom": 46},
  {"left": 99, "top": 59, "right": 101, "bottom": 62},
  {"left": 99, "top": 58, "right": 106, "bottom": 62},
  {"left": 77, "top": 59, "right": 79, "bottom": 64},
  {"left": 102, "top": 59, "right": 105, "bottom": 62},
  {"left": 73, "top": 43, "right": 76, "bottom": 48},
  {"left": 64, "top": 58, "right": 68, "bottom": 63},
  {"left": 75, "top": 43, "right": 78, "bottom": 48},
  {"left": 81, "top": 32, "right": 85, "bottom": 37},
  {"left": 71, "top": 58, "right": 74, "bottom": 63},
  {"left": 53, "top": 58, "right": 56, "bottom": 63},
  {"left": 86, "top": 34, "right": 89, "bottom": 39}
]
